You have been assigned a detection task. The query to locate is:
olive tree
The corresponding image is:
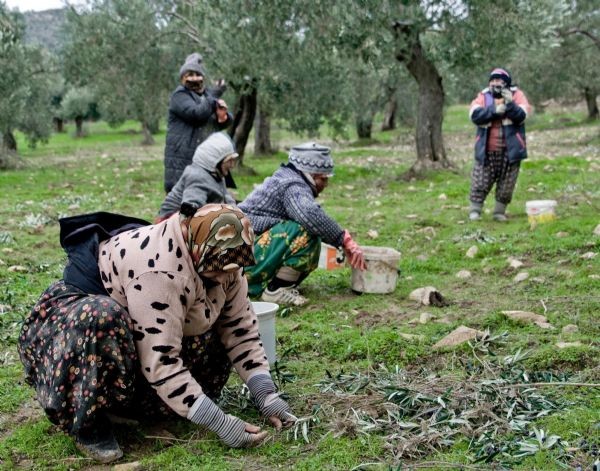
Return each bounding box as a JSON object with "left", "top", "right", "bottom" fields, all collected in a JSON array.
[
  {"left": 63, "top": 0, "right": 178, "bottom": 145},
  {"left": 0, "top": 3, "right": 53, "bottom": 164},
  {"left": 60, "top": 86, "right": 97, "bottom": 137}
]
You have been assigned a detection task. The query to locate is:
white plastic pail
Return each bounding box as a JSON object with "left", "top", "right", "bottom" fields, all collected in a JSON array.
[
  {"left": 526, "top": 200, "right": 557, "bottom": 225},
  {"left": 351, "top": 246, "right": 401, "bottom": 294},
  {"left": 251, "top": 301, "right": 278, "bottom": 365}
]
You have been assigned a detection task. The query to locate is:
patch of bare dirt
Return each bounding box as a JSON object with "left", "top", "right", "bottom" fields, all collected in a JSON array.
[
  {"left": 353, "top": 305, "right": 413, "bottom": 328},
  {"left": 0, "top": 399, "right": 43, "bottom": 440}
]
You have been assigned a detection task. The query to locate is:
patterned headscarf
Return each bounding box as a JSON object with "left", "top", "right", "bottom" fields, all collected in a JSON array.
[{"left": 180, "top": 204, "right": 255, "bottom": 273}]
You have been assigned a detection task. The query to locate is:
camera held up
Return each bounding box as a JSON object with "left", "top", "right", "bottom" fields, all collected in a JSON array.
[{"left": 491, "top": 85, "right": 504, "bottom": 98}]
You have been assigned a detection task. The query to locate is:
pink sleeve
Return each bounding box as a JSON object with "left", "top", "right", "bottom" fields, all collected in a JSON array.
[{"left": 513, "top": 89, "right": 531, "bottom": 115}]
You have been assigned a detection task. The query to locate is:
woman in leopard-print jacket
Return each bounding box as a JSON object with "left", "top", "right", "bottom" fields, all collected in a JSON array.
[{"left": 18, "top": 204, "right": 295, "bottom": 463}]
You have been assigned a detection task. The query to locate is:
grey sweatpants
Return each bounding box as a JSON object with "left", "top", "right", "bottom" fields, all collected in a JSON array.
[{"left": 469, "top": 150, "right": 521, "bottom": 205}]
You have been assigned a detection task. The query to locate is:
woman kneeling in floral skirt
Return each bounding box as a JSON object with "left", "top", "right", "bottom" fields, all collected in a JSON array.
[{"left": 18, "top": 204, "right": 295, "bottom": 463}]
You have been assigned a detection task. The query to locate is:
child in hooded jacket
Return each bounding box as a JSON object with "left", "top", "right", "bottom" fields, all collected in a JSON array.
[{"left": 157, "top": 132, "right": 238, "bottom": 222}]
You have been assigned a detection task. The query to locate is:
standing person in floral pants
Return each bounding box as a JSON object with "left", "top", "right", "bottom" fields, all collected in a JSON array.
[
  {"left": 468, "top": 68, "right": 531, "bottom": 221},
  {"left": 239, "top": 142, "right": 366, "bottom": 306}
]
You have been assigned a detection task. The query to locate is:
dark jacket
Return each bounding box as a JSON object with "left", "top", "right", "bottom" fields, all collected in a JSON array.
[
  {"left": 469, "top": 87, "right": 530, "bottom": 164},
  {"left": 59, "top": 212, "right": 150, "bottom": 294},
  {"left": 163, "top": 85, "right": 232, "bottom": 192}
]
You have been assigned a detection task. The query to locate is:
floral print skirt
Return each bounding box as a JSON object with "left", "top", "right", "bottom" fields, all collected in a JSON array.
[
  {"left": 244, "top": 220, "right": 320, "bottom": 297},
  {"left": 18, "top": 280, "right": 231, "bottom": 435}
]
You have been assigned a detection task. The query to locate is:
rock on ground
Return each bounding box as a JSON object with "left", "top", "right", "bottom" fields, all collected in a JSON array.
[
  {"left": 433, "top": 326, "right": 485, "bottom": 349},
  {"left": 502, "top": 310, "right": 554, "bottom": 329}
]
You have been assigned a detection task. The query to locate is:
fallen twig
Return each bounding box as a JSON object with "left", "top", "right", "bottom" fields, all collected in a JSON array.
[{"left": 499, "top": 382, "right": 600, "bottom": 388}]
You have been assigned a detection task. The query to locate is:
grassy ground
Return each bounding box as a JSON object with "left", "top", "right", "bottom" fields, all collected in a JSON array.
[{"left": 0, "top": 104, "right": 598, "bottom": 470}]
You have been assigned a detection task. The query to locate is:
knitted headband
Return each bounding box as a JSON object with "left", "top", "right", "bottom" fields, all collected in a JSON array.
[
  {"left": 288, "top": 142, "right": 334, "bottom": 176},
  {"left": 489, "top": 68, "right": 511, "bottom": 87},
  {"left": 179, "top": 52, "right": 206, "bottom": 78}
]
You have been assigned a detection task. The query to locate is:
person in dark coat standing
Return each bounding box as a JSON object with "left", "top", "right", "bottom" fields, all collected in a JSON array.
[{"left": 163, "top": 53, "right": 233, "bottom": 193}]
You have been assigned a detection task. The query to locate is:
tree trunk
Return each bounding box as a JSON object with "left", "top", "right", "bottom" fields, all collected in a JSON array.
[
  {"left": 4, "top": 130, "right": 17, "bottom": 152},
  {"left": 0, "top": 130, "right": 20, "bottom": 169},
  {"left": 147, "top": 118, "right": 160, "bottom": 134},
  {"left": 356, "top": 114, "right": 373, "bottom": 139},
  {"left": 381, "top": 89, "right": 398, "bottom": 131},
  {"left": 141, "top": 121, "right": 155, "bottom": 145},
  {"left": 229, "top": 86, "right": 257, "bottom": 163},
  {"left": 583, "top": 87, "right": 599, "bottom": 120},
  {"left": 53, "top": 117, "right": 65, "bottom": 133},
  {"left": 75, "top": 117, "right": 84, "bottom": 138},
  {"left": 393, "top": 21, "right": 451, "bottom": 176},
  {"left": 254, "top": 106, "right": 273, "bottom": 155}
]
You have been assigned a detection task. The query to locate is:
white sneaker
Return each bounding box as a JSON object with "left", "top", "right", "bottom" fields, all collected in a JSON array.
[
  {"left": 469, "top": 211, "right": 481, "bottom": 221},
  {"left": 493, "top": 213, "right": 508, "bottom": 222},
  {"left": 261, "top": 287, "right": 308, "bottom": 306}
]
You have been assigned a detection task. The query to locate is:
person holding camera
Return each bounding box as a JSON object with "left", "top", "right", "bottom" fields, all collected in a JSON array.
[
  {"left": 163, "top": 53, "right": 233, "bottom": 193},
  {"left": 468, "top": 68, "right": 531, "bottom": 221}
]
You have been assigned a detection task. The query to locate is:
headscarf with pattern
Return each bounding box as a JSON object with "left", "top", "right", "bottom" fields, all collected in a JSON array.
[{"left": 179, "top": 204, "right": 255, "bottom": 274}]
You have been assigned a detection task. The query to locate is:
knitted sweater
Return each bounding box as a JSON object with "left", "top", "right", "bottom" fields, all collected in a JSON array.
[
  {"left": 97, "top": 214, "right": 269, "bottom": 418},
  {"left": 239, "top": 164, "right": 344, "bottom": 247}
]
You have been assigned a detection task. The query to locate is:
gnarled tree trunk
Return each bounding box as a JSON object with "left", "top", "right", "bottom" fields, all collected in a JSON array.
[
  {"left": 394, "top": 21, "right": 451, "bottom": 176},
  {"left": 3, "top": 130, "right": 17, "bottom": 152},
  {"left": 381, "top": 88, "right": 398, "bottom": 131},
  {"left": 229, "top": 85, "right": 257, "bottom": 164},
  {"left": 583, "top": 87, "right": 599, "bottom": 120},
  {"left": 0, "top": 130, "right": 20, "bottom": 169},
  {"left": 356, "top": 114, "right": 374, "bottom": 139},
  {"left": 254, "top": 105, "right": 273, "bottom": 155},
  {"left": 75, "top": 116, "right": 84, "bottom": 138},
  {"left": 53, "top": 117, "right": 65, "bottom": 133},
  {"left": 141, "top": 121, "right": 155, "bottom": 145}
]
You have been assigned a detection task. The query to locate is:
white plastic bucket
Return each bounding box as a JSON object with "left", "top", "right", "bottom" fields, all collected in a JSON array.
[
  {"left": 526, "top": 200, "right": 557, "bottom": 225},
  {"left": 351, "top": 246, "right": 401, "bottom": 294},
  {"left": 318, "top": 243, "right": 344, "bottom": 270},
  {"left": 251, "top": 301, "right": 278, "bottom": 365}
]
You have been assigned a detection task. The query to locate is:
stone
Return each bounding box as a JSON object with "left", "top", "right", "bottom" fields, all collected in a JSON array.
[
  {"left": 419, "top": 312, "right": 434, "bottom": 324},
  {"left": 114, "top": 462, "right": 142, "bottom": 471},
  {"left": 593, "top": 224, "right": 600, "bottom": 236},
  {"left": 408, "top": 287, "right": 447, "bottom": 307},
  {"left": 555, "top": 341, "right": 583, "bottom": 349},
  {"left": 555, "top": 231, "right": 569, "bottom": 238},
  {"left": 8, "top": 265, "right": 27, "bottom": 273},
  {"left": 433, "top": 326, "right": 484, "bottom": 349},
  {"left": 507, "top": 257, "right": 524, "bottom": 269},
  {"left": 399, "top": 333, "right": 425, "bottom": 341},
  {"left": 438, "top": 193, "right": 448, "bottom": 200},
  {"left": 502, "top": 310, "right": 554, "bottom": 329},
  {"left": 466, "top": 246, "right": 478, "bottom": 258},
  {"left": 513, "top": 272, "right": 529, "bottom": 283},
  {"left": 367, "top": 229, "right": 379, "bottom": 239},
  {"left": 561, "top": 324, "right": 579, "bottom": 334},
  {"left": 580, "top": 252, "right": 597, "bottom": 260},
  {"left": 456, "top": 270, "right": 472, "bottom": 279}
]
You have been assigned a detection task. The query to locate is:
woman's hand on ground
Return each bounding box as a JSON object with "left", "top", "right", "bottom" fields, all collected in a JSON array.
[
  {"left": 243, "top": 421, "right": 269, "bottom": 445},
  {"left": 267, "top": 411, "right": 298, "bottom": 430}
]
